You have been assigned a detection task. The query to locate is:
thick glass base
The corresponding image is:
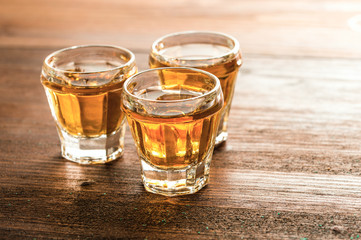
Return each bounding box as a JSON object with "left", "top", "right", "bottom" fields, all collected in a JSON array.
[
  {"left": 140, "top": 150, "right": 213, "bottom": 197},
  {"left": 58, "top": 125, "right": 125, "bottom": 164},
  {"left": 215, "top": 105, "right": 230, "bottom": 147},
  {"left": 215, "top": 131, "right": 228, "bottom": 147}
]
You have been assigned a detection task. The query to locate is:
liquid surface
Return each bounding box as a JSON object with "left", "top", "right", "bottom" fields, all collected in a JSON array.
[
  {"left": 158, "top": 43, "right": 231, "bottom": 60},
  {"left": 137, "top": 86, "right": 203, "bottom": 101},
  {"left": 55, "top": 59, "right": 127, "bottom": 73},
  {"left": 48, "top": 59, "right": 131, "bottom": 87}
]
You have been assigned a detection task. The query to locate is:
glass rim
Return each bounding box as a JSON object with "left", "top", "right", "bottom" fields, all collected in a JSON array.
[
  {"left": 44, "top": 44, "right": 136, "bottom": 74},
  {"left": 123, "top": 67, "right": 221, "bottom": 103},
  {"left": 151, "top": 31, "right": 240, "bottom": 63}
]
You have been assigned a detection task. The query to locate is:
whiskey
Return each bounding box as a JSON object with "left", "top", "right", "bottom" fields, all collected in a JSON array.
[
  {"left": 123, "top": 87, "right": 222, "bottom": 169},
  {"left": 149, "top": 42, "right": 242, "bottom": 144},
  {"left": 42, "top": 59, "right": 136, "bottom": 137},
  {"left": 150, "top": 44, "right": 241, "bottom": 108},
  {"left": 42, "top": 77, "right": 125, "bottom": 137}
]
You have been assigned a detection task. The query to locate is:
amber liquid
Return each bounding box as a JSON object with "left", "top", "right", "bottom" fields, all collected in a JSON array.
[
  {"left": 42, "top": 68, "right": 127, "bottom": 137},
  {"left": 123, "top": 87, "right": 222, "bottom": 169},
  {"left": 149, "top": 44, "right": 241, "bottom": 111}
]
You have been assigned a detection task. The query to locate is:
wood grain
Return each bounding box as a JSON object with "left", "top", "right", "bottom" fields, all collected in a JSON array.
[
  {"left": 1, "top": 0, "right": 361, "bottom": 239},
  {"left": 1, "top": 0, "right": 361, "bottom": 58}
]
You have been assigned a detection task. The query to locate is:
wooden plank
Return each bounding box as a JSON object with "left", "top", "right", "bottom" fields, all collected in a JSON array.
[
  {"left": 1, "top": 34, "right": 361, "bottom": 238},
  {"left": 1, "top": 0, "right": 361, "bottom": 58},
  {"left": 1, "top": 170, "right": 361, "bottom": 239}
]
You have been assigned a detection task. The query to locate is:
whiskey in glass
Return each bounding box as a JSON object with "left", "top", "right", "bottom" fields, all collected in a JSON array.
[
  {"left": 41, "top": 45, "right": 137, "bottom": 164},
  {"left": 149, "top": 31, "right": 242, "bottom": 146},
  {"left": 122, "top": 67, "right": 224, "bottom": 196}
]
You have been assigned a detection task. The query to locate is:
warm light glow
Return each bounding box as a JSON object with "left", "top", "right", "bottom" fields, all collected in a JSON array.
[
  {"left": 64, "top": 161, "right": 86, "bottom": 189},
  {"left": 348, "top": 14, "right": 361, "bottom": 32}
]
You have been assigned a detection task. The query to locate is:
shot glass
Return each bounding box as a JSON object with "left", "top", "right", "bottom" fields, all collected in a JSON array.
[
  {"left": 149, "top": 31, "right": 242, "bottom": 146},
  {"left": 41, "top": 45, "right": 137, "bottom": 164},
  {"left": 122, "top": 67, "right": 224, "bottom": 196}
]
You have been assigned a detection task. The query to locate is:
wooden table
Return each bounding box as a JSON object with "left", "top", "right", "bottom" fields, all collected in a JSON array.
[{"left": 1, "top": 0, "right": 361, "bottom": 239}]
